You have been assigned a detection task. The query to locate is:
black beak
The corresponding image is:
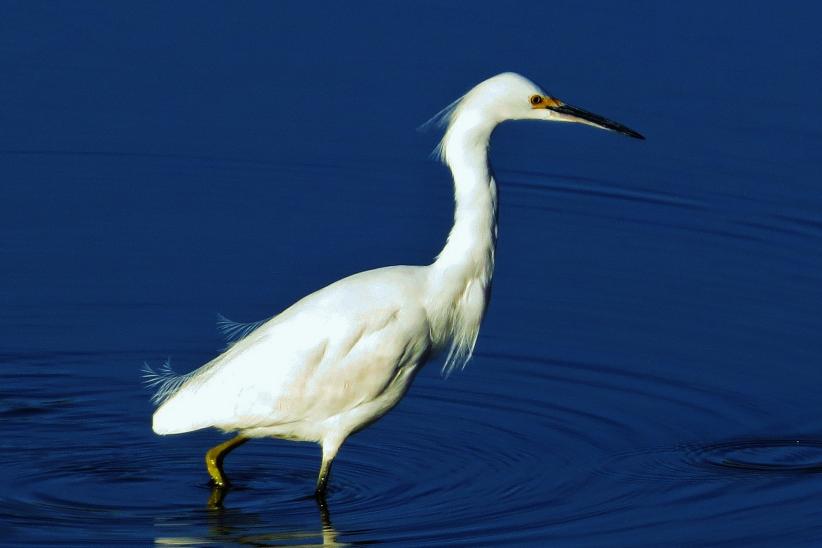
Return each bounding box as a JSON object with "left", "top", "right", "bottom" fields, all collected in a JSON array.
[{"left": 549, "top": 104, "right": 645, "bottom": 140}]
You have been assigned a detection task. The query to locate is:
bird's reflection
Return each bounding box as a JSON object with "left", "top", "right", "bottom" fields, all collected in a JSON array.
[
  {"left": 207, "top": 484, "right": 229, "bottom": 509},
  {"left": 208, "top": 485, "right": 343, "bottom": 546},
  {"left": 154, "top": 485, "right": 345, "bottom": 547}
]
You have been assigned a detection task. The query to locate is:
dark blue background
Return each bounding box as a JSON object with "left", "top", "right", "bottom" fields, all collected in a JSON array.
[{"left": 2, "top": 1, "right": 822, "bottom": 545}]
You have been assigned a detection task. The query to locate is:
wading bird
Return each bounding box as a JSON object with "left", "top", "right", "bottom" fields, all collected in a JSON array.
[{"left": 145, "top": 72, "right": 643, "bottom": 497}]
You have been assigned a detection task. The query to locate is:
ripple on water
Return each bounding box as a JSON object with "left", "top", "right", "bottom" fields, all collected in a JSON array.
[
  {"left": 2, "top": 348, "right": 818, "bottom": 545},
  {"left": 596, "top": 440, "right": 822, "bottom": 485},
  {"left": 700, "top": 439, "right": 822, "bottom": 474}
]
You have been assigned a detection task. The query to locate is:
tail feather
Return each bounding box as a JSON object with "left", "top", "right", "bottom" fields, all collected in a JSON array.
[
  {"left": 144, "top": 359, "right": 220, "bottom": 434},
  {"left": 141, "top": 359, "right": 197, "bottom": 406}
]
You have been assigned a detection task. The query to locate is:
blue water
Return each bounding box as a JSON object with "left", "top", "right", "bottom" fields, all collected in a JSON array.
[{"left": 2, "top": 1, "right": 822, "bottom": 545}]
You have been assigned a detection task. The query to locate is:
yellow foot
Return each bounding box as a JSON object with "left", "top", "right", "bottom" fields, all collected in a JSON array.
[{"left": 204, "top": 435, "right": 248, "bottom": 487}]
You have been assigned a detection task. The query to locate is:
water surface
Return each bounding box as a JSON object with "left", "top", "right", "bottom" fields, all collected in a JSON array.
[{"left": 2, "top": 2, "right": 822, "bottom": 545}]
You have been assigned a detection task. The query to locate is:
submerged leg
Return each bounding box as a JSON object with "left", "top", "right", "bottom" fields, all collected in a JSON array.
[
  {"left": 315, "top": 437, "right": 344, "bottom": 497},
  {"left": 315, "top": 457, "right": 334, "bottom": 497},
  {"left": 207, "top": 484, "right": 228, "bottom": 509},
  {"left": 315, "top": 490, "right": 338, "bottom": 545},
  {"left": 205, "top": 435, "right": 248, "bottom": 487}
]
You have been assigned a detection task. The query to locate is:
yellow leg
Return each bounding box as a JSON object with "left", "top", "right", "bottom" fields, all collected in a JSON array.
[{"left": 205, "top": 435, "right": 248, "bottom": 487}]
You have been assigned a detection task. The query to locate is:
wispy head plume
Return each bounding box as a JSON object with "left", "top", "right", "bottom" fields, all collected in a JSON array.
[{"left": 419, "top": 94, "right": 466, "bottom": 163}]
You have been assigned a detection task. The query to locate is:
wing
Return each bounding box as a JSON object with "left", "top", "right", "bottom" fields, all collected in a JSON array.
[{"left": 152, "top": 266, "right": 432, "bottom": 435}]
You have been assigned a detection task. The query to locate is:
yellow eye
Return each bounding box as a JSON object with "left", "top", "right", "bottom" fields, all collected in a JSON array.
[{"left": 530, "top": 95, "right": 543, "bottom": 106}]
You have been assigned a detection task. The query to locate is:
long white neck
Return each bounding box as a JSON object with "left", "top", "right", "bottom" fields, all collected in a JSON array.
[{"left": 426, "top": 110, "right": 498, "bottom": 373}]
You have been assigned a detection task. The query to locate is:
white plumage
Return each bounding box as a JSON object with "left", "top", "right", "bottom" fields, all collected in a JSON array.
[
  {"left": 153, "top": 267, "right": 432, "bottom": 438},
  {"left": 146, "top": 72, "right": 643, "bottom": 496}
]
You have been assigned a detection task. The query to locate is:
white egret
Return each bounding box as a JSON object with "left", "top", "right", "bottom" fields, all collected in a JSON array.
[{"left": 145, "top": 72, "right": 643, "bottom": 496}]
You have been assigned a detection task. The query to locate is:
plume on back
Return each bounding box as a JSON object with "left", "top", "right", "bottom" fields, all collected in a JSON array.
[
  {"left": 142, "top": 314, "right": 268, "bottom": 407},
  {"left": 141, "top": 359, "right": 198, "bottom": 406},
  {"left": 216, "top": 313, "right": 269, "bottom": 345}
]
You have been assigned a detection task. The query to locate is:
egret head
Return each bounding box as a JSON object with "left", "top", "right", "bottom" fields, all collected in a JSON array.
[{"left": 439, "top": 72, "right": 644, "bottom": 141}]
